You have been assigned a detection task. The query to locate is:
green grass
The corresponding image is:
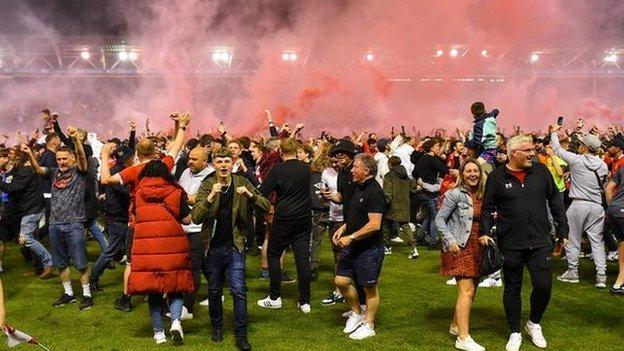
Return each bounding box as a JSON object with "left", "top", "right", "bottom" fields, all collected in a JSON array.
[{"left": 3, "top": 238, "right": 623, "bottom": 351}]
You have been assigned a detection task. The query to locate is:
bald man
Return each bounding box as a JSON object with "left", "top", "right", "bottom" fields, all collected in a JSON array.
[{"left": 178, "top": 146, "right": 215, "bottom": 318}]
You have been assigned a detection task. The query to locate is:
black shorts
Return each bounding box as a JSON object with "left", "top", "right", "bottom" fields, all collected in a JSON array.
[
  {"left": 125, "top": 226, "right": 134, "bottom": 263},
  {"left": 611, "top": 216, "right": 624, "bottom": 242},
  {"left": 0, "top": 213, "right": 20, "bottom": 242},
  {"left": 336, "top": 244, "right": 384, "bottom": 286}
]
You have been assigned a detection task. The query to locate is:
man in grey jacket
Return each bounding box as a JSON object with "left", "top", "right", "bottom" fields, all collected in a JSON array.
[{"left": 550, "top": 123, "right": 608, "bottom": 288}]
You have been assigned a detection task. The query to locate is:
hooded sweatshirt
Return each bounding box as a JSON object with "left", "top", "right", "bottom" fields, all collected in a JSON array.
[
  {"left": 383, "top": 165, "right": 416, "bottom": 222},
  {"left": 551, "top": 132, "right": 608, "bottom": 205}
]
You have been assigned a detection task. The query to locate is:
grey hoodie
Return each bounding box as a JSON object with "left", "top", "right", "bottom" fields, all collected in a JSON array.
[{"left": 551, "top": 132, "right": 608, "bottom": 204}]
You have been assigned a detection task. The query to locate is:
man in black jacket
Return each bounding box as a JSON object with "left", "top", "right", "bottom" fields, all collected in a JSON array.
[
  {"left": 0, "top": 150, "right": 54, "bottom": 279},
  {"left": 480, "top": 134, "right": 568, "bottom": 351}
]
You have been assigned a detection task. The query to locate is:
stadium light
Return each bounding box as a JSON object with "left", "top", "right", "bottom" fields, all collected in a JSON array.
[
  {"left": 289, "top": 53, "right": 297, "bottom": 61},
  {"left": 435, "top": 49, "right": 444, "bottom": 57},
  {"left": 118, "top": 51, "right": 128, "bottom": 61},
  {"left": 365, "top": 52, "right": 374, "bottom": 61},
  {"left": 282, "top": 51, "right": 297, "bottom": 61},
  {"left": 212, "top": 50, "right": 231, "bottom": 62},
  {"left": 604, "top": 53, "right": 618, "bottom": 63},
  {"left": 449, "top": 48, "right": 459, "bottom": 57},
  {"left": 530, "top": 53, "right": 539, "bottom": 63},
  {"left": 128, "top": 52, "right": 138, "bottom": 61},
  {"left": 80, "top": 51, "right": 90, "bottom": 60},
  {"left": 480, "top": 49, "right": 488, "bottom": 57}
]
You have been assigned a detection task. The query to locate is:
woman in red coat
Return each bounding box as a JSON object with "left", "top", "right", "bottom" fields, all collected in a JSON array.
[{"left": 127, "top": 160, "right": 194, "bottom": 345}]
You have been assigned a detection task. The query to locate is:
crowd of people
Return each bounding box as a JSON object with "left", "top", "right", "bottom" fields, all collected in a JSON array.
[{"left": 0, "top": 104, "right": 623, "bottom": 351}]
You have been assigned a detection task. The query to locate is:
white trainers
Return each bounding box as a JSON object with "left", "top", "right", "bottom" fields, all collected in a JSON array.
[
  {"left": 557, "top": 270, "right": 579, "bottom": 283},
  {"left": 446, "top": 277, "right": 457, "bottom": 285},
  {"left": 524, "top": 321, "right": 547, "bottom": 348},
  {"left": 384, "top": 246, "right": 393, "bottom": 255},
  {"left": 595, "top": 274, "right": 607, "bottom": 289},
  {"left": 199, "top": 298, "right": 209, "bottom": 306},
  {"left": 297, "top": 303, "right": 311, "bottom": 314},
  {"left": 166, "top": 306, "right": 193, "bottom": 320},
  {"left": 391, "top": 237, "right": 404, "bottom": 243},
  {"left": 449, "top": 325, "right": 458, "bottom": 336},
  {"left": 408, "top": 248, "right": 420, "bottom": 259},
  {"left": 607, "top": 251, "right": 619, "bottom": 262},
  {"left": 478, "top": 277, "right": 502, "bottom": 288},
  {"left": 153, "top": 330, "right": 167, "bottom": 344},
  {"left": 455, "top": 335, "right": 485, "bottom": 351},
  {"left": 170, "top": 319, "right": 184, "bottom": 345},
  {"left": 257, "top": 296, "right": 282, "bottom": 309},
  {"left": 505, "top": 332, "right": 522, "bottom": 351},
  {"left": 349, "top": 322, "right": 376, "bottom": 340},
  {"left": 343, "top": 312, "right": 365, "bottom": 333},
  {"left": 342, "top": 305, "right": 366, "bottom": 318}
]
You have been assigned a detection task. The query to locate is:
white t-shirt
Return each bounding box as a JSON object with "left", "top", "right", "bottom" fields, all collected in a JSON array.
[
  {"left": 178, "top": 166, "right": 214, "bottom": 233},
  {"left": 321, "top": 167, "right": 343, "bottom": 222},
  {"left": 374, "top": 152, "right": 389, "bottom": 186}
]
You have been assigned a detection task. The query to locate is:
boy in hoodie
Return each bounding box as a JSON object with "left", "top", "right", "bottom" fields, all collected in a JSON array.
[
  {"left": 465, "top": 102, "right": 499, "bottom": 164},
  {"left": 382, "top": 157, "right": 419, "bottom": 258},
  {"left": 550, "top": 123, "right": 609, "bottom": 288}
]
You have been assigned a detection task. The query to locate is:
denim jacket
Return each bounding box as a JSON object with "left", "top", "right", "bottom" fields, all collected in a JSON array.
[{"left": 435, "top": 187, "right": 474, "bottom": 249}]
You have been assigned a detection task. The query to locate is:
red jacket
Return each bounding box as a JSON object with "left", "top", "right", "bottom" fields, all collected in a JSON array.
[{"left": 127, "top": 177, "right": 195, "bottom": 295}]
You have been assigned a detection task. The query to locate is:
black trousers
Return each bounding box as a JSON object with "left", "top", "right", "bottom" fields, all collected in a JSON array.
[
  {"left": 268, "top": 222, "right": 311, "bottom": 304},
  {"left": 501, "top": 246, "right": 553, "bottom": 333}
]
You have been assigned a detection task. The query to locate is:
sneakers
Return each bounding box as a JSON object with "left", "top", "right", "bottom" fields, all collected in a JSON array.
[
  {"left": 556, "top": 270, "right": 579, "bottom": 283},
  {"left": 455, "top": 335, "right": 485, "bottom": 351},
  {"left": 446, "top": 277, "right": 457, "bottom": 286},
  {"left": 89, "top": 281, "right": 103, "bottom": 293},
  {"left": 348, "top": 322, "right": 376, "bottom": 340},
  {"left": 170, "top": 319, "right": 184, "bottom": 345},
  {"left": 297, "top": 303, "right": 311, "bottom": 314},
  {"left": 39, "top": 266, "right": 54, "bottom": 279},
  {"left": 342, "top": 305, "right": 366, "bottom": 318},
  {"left": 408, "top": 248, "right": 420, "bottom": 259},
  {"left": 52, "top": 293, "right": 76, "bottom": 307},
  {"left": 257, "top": 296, "right": 282, "bottom": 309},
  {"left": 595, "top": 274, "right": 607, "bottom": 289},
  {"left": 449, "top": 324, "right": 458, "bottom": 336},
  {"left": 280, "top": 271, "right": 296, "bottom": 283},
  {"left": 506, "top": 332, "right": 522, "bottom": 351},
  {"left": 79, "top": 296, "right": 94, "bottom": 311},
  {"left": 321, "top": 291, "right": 345, "bottom": 306},
  {"left": 607, "top": 251, "right": 619, "bottom": 262},
  {"left": 199, "top": 298, "right": 210, "bottom": 306},
  {"left": 211, "top": 327, "right": 224, "bottom": 342},
  {"left": 610, "top": 284, "right": 624, "bottom": 296},
  {"left": 391, "top": 237, "right": 404, "bottom": 243},
  {"left": 384, "top": 246, "right": 393, "bottom": 255},
  {"left": 235, "top": 336, "right": 252, "bottom": 351},
  {"left": 166, "top": 306, "right": 194, "bottom": 320},
  {"left": 114, "top": 294, "right": 132, "bottom": 312},
  {"left": 343, "top": 312, "right": 364, "bottom": 333},
  {"left": 524, "top": 321, "right": 547, "bottom": 348},
  {"left": 153, "top": 331, "right": 167, "bottom": 345},
  {"left": 258, "top": 270, "right": 270, "bottom": 280},
  {"left": 478, "top": 277, "right": 502, "bottom": 288}
]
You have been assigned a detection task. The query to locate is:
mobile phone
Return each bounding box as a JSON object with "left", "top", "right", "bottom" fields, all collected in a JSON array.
[{"left": 557, "top": 116, "right": 563, "bottom": 126}]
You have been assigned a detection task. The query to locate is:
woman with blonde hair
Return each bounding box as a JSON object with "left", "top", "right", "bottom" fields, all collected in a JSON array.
[{"left": 435, "top": 158, "right": 490, "bottom": 351}]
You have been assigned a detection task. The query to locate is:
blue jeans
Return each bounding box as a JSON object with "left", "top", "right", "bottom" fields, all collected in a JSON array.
[
  {"left": 148, "top": 293, "right": 183, "bottom": 332},
  {"left": 49, "top": 222, "right": 88, "bottom": 270},
  {"left": 90, "top": 221, "right": 128, "bottom": 282},
  {"left": 20, "top": 211, "right": 53, "bottom": 268},
  {"left": 88, "top": 219, "right": 109, "bottom": 252},
  {"left": 206, "top": 246, "right": 248, "bottom": 337},
  {"left": 418, "top": 193, "right": 439, "bottom": 248}
]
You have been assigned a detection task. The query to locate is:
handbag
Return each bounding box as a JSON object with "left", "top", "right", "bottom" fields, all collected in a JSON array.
[{"left": 480, "top": 241, "right": 504, "bottom": 276}]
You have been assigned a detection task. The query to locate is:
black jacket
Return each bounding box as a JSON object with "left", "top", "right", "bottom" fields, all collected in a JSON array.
[
  {"left": 480, "top": 162, "right": 568, "bottom": 250},
  {"left": 103, "top": 164, "right": 130, "bottom": 223},
  {"left": 0, "top": 166, "right": 45, "bottom": 216}
]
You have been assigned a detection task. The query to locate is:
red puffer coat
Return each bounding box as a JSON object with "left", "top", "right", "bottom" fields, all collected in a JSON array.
[{"left": 127, "top": 177, "right": 195, "bottom": 295}]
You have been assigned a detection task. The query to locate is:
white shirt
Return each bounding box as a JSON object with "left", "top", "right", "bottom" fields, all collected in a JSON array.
[
  {"left": 374, "top": 152, "right": 389, "bottom": 186},
  {"left": 393, "top": 143, "right": 415, "bottom": 179},
  {"left": 321, "top": 167, "right": 343, "bottom": 222},
  {"left": 178, "top": 166, "right": 214, "bottom": 233}
]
